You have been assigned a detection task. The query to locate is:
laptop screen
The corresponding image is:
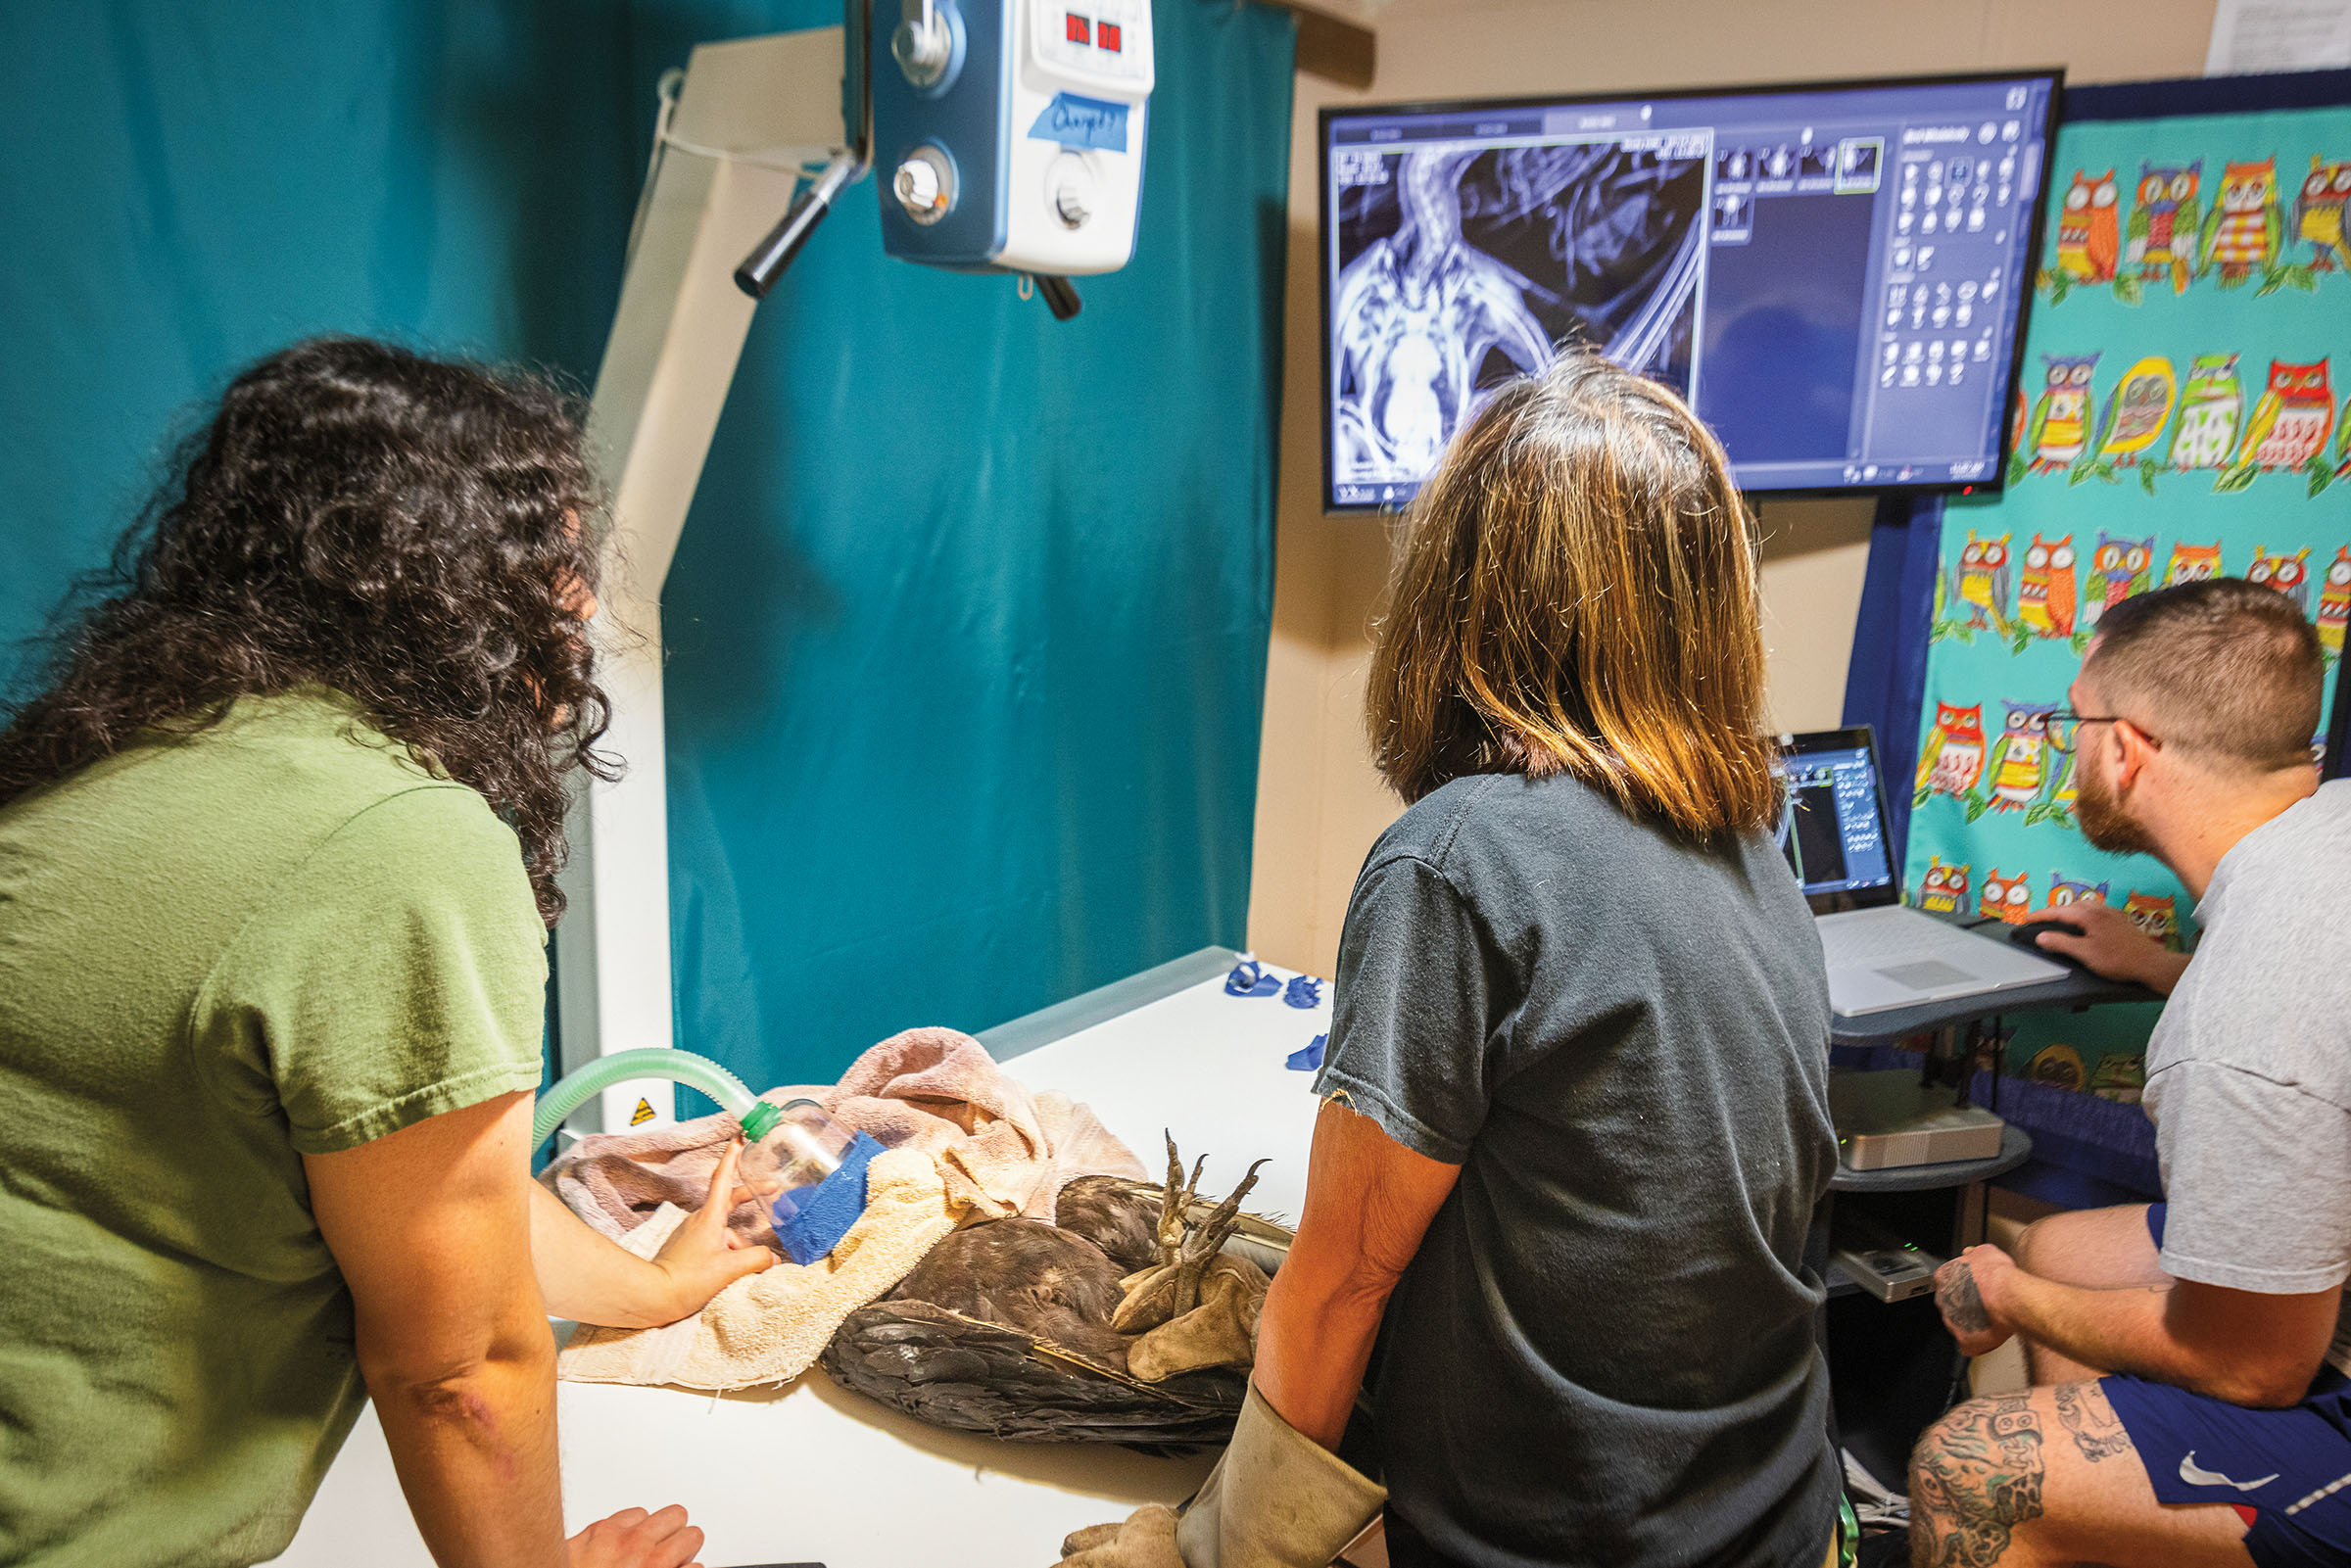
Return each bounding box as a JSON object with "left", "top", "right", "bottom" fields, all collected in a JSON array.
[{"left": 1775, "top": 727, "right": 1898, "bottom": 912}]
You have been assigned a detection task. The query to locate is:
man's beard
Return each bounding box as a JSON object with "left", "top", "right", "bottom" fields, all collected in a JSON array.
[{"left": 2075, "top": 756, "right": 2157, "bottom": 856}]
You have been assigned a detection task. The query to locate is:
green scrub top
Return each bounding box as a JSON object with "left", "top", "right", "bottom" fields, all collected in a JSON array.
[{"left": 0, "top": 689, "right": 550, "bottom": 1567}]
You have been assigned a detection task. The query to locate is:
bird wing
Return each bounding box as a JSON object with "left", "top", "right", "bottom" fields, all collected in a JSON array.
[
  {"left": 2089, "top": 388, "right": 2123, "bottom": 454},
  {"left": 2025, "top": 397, "right": 2052, "bottom": 459},
  {"left": 1916, "top": 727, "right": 1948, "bottom": 790},
  {"left": 2239, "top": 392, "right": 2280, "bottom": 460}
]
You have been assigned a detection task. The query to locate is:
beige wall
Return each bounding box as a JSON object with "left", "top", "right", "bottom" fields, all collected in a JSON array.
[{"left": 1246, "top": 0, "right": 2223, "bottom": 976}]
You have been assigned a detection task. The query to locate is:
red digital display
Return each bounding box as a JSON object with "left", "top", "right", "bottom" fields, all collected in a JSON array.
[
  {"left": 1065, "top": 12, "right": 1091, "bottom": 43},
  {"left": 1099, "top": 21, "right": 1122, "bottom": 51}
]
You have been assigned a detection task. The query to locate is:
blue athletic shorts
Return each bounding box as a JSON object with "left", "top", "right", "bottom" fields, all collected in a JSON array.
[{"left": 2099, "top": 1204, "right": 2351, "bottom": 1568}]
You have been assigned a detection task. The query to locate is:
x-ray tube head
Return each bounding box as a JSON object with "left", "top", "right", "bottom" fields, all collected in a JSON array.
[{"left": 874, "top": 0, "right": 1154, "bottom": 276}]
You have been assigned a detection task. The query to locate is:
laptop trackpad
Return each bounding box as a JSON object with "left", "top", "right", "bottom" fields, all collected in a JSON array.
[{"left": 1877, "top": 959, "right": 1977, "bottom": 991}]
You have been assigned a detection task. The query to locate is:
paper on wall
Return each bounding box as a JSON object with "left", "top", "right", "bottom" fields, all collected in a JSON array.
[{"left": 2207, "top": 0, "right": 2351, "bottom": 74}]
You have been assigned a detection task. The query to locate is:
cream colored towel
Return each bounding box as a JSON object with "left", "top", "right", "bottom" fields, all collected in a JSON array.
[{"left": 557, "top": 1147, "right": 969, "bottom": 1392}]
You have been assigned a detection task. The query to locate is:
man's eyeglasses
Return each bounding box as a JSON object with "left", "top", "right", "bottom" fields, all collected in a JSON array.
[{"left": 2044, "top": 711, "right": 2137, "bottom": 753}]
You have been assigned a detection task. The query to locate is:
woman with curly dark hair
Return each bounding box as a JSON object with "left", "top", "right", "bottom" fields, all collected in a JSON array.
[{"left": 0, "top": 338, "right": 767, "bottom": 1568}]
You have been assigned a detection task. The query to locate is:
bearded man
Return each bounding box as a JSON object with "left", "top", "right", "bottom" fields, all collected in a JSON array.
[{"left": 1908, "top": 577, "right": 2351, "bottom": 1568}]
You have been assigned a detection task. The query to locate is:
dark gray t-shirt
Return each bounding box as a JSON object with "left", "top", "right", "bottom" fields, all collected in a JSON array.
[{"left": 1318, "top": 771, "right": 1840, "bottom": 1568}]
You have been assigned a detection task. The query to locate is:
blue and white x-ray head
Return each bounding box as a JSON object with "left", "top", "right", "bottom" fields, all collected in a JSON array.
[{"left": 874, "top": 0, "right": 1153, "bottom": 276}]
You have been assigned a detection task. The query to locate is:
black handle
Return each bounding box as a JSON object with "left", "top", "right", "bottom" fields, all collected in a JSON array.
[
  {"left": 736, "top": 188, "right": 835, "bottom": 300},
  {"left": 1035, "top": 273, "right": 1081, "bottom": 321}
]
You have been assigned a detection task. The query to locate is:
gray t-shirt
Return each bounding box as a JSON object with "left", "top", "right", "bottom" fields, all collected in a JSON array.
[
  {"left": 2144, "top": 779, "right": 2351, "bottom": 1374},
  {"left": 1317, "top": 771, "right": 1840, "bottom": 1568}
]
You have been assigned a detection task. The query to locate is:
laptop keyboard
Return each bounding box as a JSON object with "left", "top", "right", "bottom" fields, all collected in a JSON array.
[{"left": 1819, "top": 910, "right": 1977, "bottom": 967}]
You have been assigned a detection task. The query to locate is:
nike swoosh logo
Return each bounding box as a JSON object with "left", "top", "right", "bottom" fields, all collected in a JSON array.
[{"left": 2182, "top": 1452, "right": 2279, "bottom": 1492}]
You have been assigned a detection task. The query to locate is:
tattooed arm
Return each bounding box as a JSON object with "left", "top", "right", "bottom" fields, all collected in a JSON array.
[{"left": 1938, "top": 1244, "right": 2336, "bottom": 1407}]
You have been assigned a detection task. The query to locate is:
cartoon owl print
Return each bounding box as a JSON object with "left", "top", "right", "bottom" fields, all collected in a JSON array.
[
  {"left": 2297, "top": 157, "right": 2351, "bottom": 271},
  {"left": 2025, "top": 356, "right": 2099, "bottom": 472},
  {"left": 1986, "top": 702, "right": 2055, "bottom": 812},
  {"left": 2126, "top": 161, "right": 2202, "bottom": 291},
  {"left": 2091, "top": 358, "right": 2177, "bottom": 466},
  {"left": 1979, "top": 869, "right": 2036, "bottom": 926},
  {"left": 2055, "top": 168, "right": 2121, "bottom": 282},
  {"left": 2088, "top": 1054, "right": 2146, "bottom": 1104},
  {"left": 2319, "top": 545, "right": 2350, "bottom": 659},
  {"left": 2018, "top": 534, "right": 2078, "bottom": 639},
  {"left": 2044, "top": 874, "right": 2111, "bottom": 911},
  {"left": 1951, "top": 532, "right": 2013, "bottom": 632},
  {"left": 2166, "top": 355, "right": 2242, "bottom": 471},
  {"left": 2039, "top": 745, "right": 2079, "bottom": 821},
  {"left": 1917, "top": 858, "right": 1971, "bottom": 915},
  {"left": 2248, "top": 546, "right": 2316, "bottom": 616},
  {"left": 2124, "top": 892, "right": 2180, "bottom": 948},
  {"left": 2028, "top": 1044, "right": 2088, "bottom": 1092},
  {"left": 2081, "top": 534, "right": 2154, "bottom": 628},
  {"left": 2238, "top": 360, "right": 2335, "bottom": 471},
  {"left": 2163, "top": 541, "right": 2224, "bottom": 585},
  {"left": 1915, "top": 702, "right": 1988, "bottom": 801},
  {"left": 2199, "top": 158, "right": 2282, "bottom": 284}
]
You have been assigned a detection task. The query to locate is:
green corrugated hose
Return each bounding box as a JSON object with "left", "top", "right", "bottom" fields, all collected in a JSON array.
[{"left": 531, "top": 1047, "right": 768, "bottom": 1148}]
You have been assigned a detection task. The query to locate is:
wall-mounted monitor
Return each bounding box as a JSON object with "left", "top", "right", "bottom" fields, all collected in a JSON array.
[{"left": 1319, "top": 70, "right": 2063, "bottom": 510}]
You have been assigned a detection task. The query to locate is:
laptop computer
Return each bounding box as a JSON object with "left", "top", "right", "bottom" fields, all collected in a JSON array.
[{"left": 1776, "top": 727, "right": 2068, "bottom": 1016}]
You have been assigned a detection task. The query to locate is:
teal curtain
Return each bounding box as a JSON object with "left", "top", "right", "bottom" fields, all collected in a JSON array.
[
  {"left": 0, "top": 1, "right": 1295, "bottom": 1094},
  {"left": 644, "top": 2, "right": 1295, "bottom": 1086},
  {"left": 0, "top": 1, "right": 634, "bottom": 673}
]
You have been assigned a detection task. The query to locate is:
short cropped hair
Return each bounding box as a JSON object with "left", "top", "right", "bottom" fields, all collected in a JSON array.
[
  {"left": 1366, "top": 353, "right": 1775, "bottom": 837},
  {"left": 2085, "top": 577, "right": 2321, "bottom": 771}
]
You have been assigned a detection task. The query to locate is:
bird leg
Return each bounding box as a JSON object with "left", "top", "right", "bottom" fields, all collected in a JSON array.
[
  {"left": 1168, "top": 1160, "right": 1267, "bottom": 1317},
  {"left": 1151, "top": 1133, "right": 1189, "bottom": 1269},
  {"left": 1111, "top": 1155, "right": 1269, "bottom": 1334}
]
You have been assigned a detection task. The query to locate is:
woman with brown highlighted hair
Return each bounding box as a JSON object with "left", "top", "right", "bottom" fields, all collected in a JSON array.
[{"left": 1252, "top": 354, "right": 1841, "bottom": 1567}]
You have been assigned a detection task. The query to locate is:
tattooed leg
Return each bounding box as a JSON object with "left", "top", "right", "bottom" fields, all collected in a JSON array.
[
  {"left": 2056, "top": 1382, "right": 2133, "bottom": 1464},
  {"left": 1910, "top": 1394, "right": 2045, "bottom": 1567},
  {"left": 1909, "top": 1383, "right": 2255, "bottom": 1567}
]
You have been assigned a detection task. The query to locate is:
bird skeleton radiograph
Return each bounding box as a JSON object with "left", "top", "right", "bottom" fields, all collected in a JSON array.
[{"left": 1333, "top": 140, "right": 1706, "bottom": 489}]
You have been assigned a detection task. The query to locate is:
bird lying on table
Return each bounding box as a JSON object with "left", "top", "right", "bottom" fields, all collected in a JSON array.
[{"left": 820, "top": 1137, "right": 1290, "bottom": 1447}]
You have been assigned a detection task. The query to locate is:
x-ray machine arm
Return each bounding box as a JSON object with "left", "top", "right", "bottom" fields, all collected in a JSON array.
[{"left": 555, "top": 28, "right": 857, "bottom": 1136}]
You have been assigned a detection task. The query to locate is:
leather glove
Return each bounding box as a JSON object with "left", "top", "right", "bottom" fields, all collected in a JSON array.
[
  {"left": 1052, "top": 1385, "right": 1384, "bottom": 1568},
  {"left": 1057, "top": 1504, "right": 1183, "bottom": 1567},
  {"left": 1176, "top": 1384, "right": 1385, "bottom": 1568}
]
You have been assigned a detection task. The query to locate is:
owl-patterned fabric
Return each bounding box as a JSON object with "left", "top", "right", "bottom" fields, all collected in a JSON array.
[{"left": 1913, "top": 95, "right": 2351, "bottom": 1115}]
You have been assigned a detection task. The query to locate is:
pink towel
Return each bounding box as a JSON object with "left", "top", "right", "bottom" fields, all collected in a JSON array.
[{"left": 545, "top": 1027, "right": 1144, "bottom": 1243}]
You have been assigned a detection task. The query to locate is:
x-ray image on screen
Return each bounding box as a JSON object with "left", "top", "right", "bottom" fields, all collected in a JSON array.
[
  {"left": 1329, "top": 139, "right": 1706, "bottom": 494},
  {"left": 1321, "top": 73, "right": 2062, "bottom": 507}
]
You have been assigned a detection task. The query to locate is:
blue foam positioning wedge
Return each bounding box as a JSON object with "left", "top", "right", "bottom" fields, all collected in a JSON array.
[
  {"left": 775, "top": 1131, "right": 887, "bottom": 1264},
  {"left": 1286, "top": 1033, "right": 1328, "bottom": 1072},
  {"left": 1224, "top": 959, "right": 1280, "bottom": 997}
]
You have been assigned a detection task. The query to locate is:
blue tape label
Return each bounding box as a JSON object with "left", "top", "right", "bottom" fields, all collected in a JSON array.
[{"left": 1030, "top": 93, "right": 1128, "bottom": 153}]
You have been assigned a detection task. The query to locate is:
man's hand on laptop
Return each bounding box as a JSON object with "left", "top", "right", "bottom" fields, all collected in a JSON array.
[{"left": 2024, "top": 903, "right": 2190, "bottom": 996}]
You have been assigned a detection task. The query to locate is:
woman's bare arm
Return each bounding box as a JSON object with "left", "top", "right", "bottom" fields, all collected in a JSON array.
[
  {"left": 307, "top": 1092, "right": 571, "bottom": 1567},
  {"left": 528, "top": 1141, "right": 770, "bottom": 1329},
  {"left": 1252, "top": 1097, "right": 1463, "bottom": 1449}
]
